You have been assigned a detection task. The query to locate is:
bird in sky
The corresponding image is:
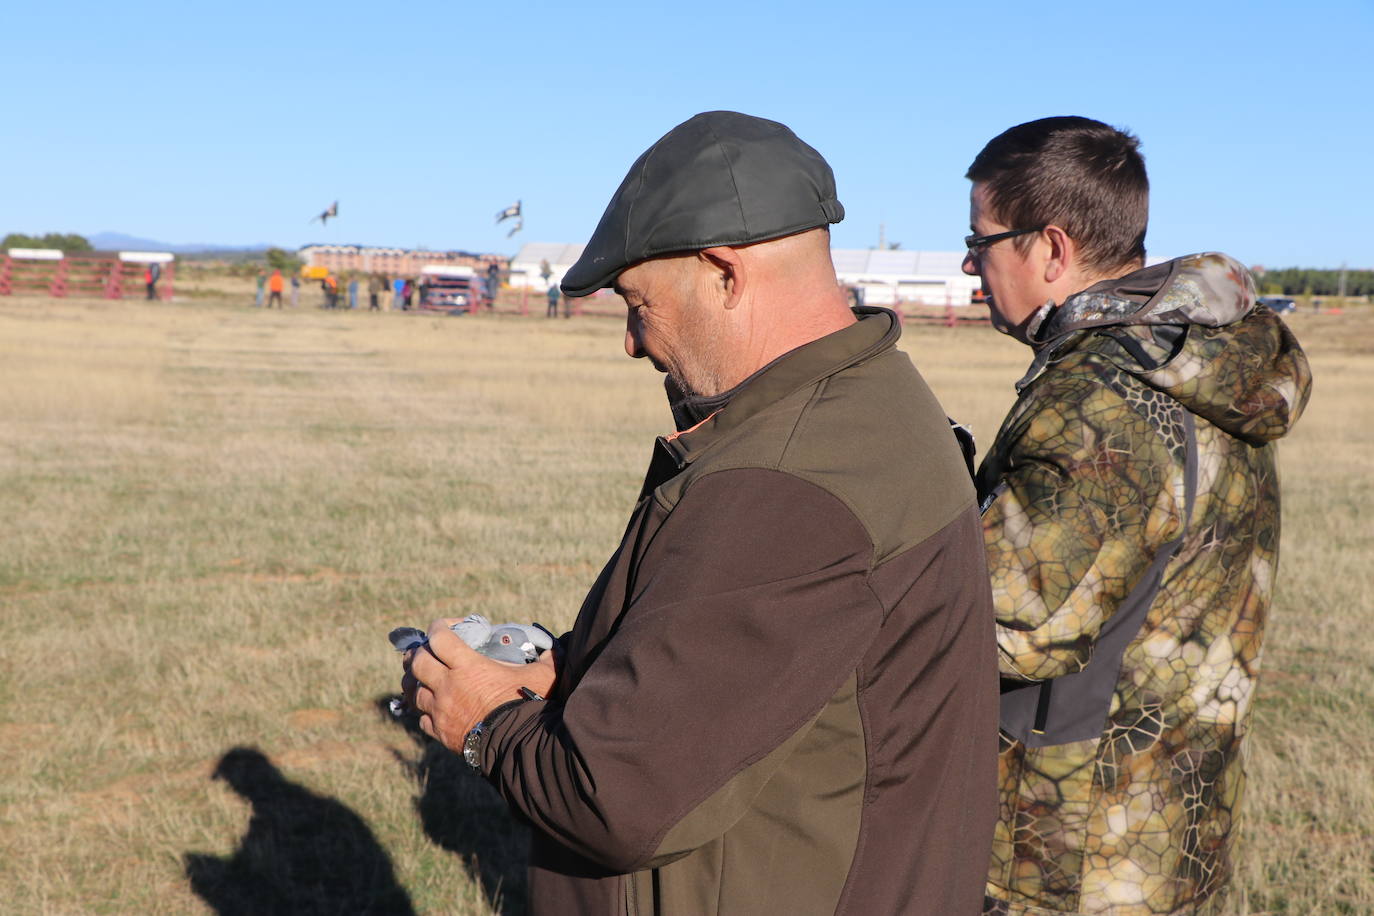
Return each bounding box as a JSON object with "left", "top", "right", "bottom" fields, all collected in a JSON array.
[
  {"left": 310, "top": 201, "right": 339, "bottom": 225},
  {"left": 495, "top": 200, "right": 521, "bottom": 224}
]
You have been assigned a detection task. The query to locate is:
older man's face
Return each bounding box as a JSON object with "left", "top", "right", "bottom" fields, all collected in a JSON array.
[{"left": 615, "top": 255, "right": 729, "bottom": 397}]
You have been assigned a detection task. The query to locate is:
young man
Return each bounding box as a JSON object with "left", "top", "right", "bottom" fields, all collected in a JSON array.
[
  {"left": 267, "top": 269, "right": 284, "bottom": 308},
  {"left": 404, "top": 111, "right": 998, "bottom": 915},
  {"left": 963, "top": 117, "right": 1312, "bottom": 915}
]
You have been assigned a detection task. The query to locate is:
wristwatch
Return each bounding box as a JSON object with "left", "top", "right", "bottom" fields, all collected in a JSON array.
[{"left": 462, "top": 698, "right": 532, "bottom": 770}]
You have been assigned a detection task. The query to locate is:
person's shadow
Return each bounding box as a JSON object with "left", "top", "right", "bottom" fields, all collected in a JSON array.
[
  {"left": 380, "top": 697, "right": 531, "bottom": 916},
  {"left": 185, "top": 747, "right": 417, "bottom": 915}
]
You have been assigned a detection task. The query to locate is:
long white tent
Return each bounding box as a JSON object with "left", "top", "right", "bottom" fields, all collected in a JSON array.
[{"left": 509, "top": 242, "right": 981, "bottom": 306}]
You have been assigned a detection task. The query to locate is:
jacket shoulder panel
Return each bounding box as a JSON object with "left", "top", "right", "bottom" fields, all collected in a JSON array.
[{"left": 663, "top": 348, "right": 976, "bottom": 564}]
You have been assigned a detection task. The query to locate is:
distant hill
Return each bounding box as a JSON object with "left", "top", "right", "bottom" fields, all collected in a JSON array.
[{"left": 88, "top": 232, "right": 276, "bottom": 254}]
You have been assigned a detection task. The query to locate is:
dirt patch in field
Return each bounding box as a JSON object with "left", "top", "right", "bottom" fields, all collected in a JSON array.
[
  {"left": 287, "top": 708, "right": 343, "bottom": 730},
  {"left": 0, "top": 722, "right": 59, "bottom": 753}
]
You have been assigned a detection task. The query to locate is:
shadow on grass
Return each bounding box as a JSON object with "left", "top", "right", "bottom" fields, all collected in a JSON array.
[
  {"left": 185, "top": 746, "right": 417, "bottom": 916},
  {"left": 377, "top": 695, "right": 530, "bottom": 916}
]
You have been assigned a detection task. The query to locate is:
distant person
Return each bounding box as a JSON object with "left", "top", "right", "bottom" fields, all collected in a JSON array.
[
  {"left": 418, "top": 275, "right": 431, "bottom": 309},
  {"left": 255, "top": 271, "right": 266, "bottom": 307},
  {"left": 369, "top": 273, "right": 385, "bottom": 311},
  {"left": 290, "top": 273, "right": 301, "bottom": 308},
  {"left": 393, "top": 276, "right": 404, "bottom": 310},
  {"left": 145, "top": 262, "right": 161, "bottom": 300},
  {"left": 486, "top": 261, "right": 501, "bottom": 303},
  {"left": 402, "top": 278, "right": 414, "bottom": 310},
  {"left": 322, "top": 274, "right": 339, "bottom": 309},
  {"left": 545, "top": 283, "right": 560, "bottom": 318},
  {"left": 348, "top": 276, "right": 359, "bottom": 310},
  {"left": 267, "top": 269, "right": 284, "bottom": 308},
  {"left": 962, "top": 116, "right": 1313, "bottom": 916}
]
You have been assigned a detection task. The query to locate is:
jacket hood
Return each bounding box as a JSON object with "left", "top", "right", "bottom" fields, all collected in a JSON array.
[{"left": 1022, "top": 253, "right": 1311, "bottom": 444}]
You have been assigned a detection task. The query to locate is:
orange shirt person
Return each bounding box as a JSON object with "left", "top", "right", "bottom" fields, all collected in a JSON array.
[{"left": 267, "top": 270, "right": 285, "bottom": 308}]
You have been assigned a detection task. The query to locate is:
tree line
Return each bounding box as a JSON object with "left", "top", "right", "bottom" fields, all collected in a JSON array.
[
  {"left": 2, "top": 234, "right": 301, "bottom": 275},
  {"left": 3, "top": 232, "right": 92, "bottom": 252},
  {"left": 1254, "top": 267, "right": 1374, "bottom": 297},
  {"left": 6, "top": 231, "right": 1365, "bottom": 297}
]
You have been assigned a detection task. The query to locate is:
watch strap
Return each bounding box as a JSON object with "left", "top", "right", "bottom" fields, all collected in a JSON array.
[{"left": 463, "top": 698, "right": 530, "bottom": 770}]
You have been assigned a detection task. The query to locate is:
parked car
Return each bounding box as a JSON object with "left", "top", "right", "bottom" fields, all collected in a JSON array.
[
  {"left": 1258, "top": 295, "right": 1297, "bottom": 314},
  {"left": 419, "top": 266, "right": 487, "bottom": 314}
]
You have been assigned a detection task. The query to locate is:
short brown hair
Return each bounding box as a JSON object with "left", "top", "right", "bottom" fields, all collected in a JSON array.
[{"left": 966, "top": 116, "right": 1148, "bottom": 275}]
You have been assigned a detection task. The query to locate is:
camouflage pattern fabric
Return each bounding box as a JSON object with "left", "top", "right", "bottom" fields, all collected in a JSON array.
[{"left": 977, "top": 254, "right": 1312, "bottom": 915}]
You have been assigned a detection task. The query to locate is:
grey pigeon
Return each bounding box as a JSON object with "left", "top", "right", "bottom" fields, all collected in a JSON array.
[{"left": 389, "top": 614, "right": 554, "bottom": 665}]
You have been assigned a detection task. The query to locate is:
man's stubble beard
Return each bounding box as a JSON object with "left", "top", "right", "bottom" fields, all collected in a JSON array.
[{"left": 665, "top": 302, "right": 729, "bottom": 398}]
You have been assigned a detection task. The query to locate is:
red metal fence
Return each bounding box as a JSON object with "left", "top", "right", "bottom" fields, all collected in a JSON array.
[{"left": 0, "top": 255, "right": 175, "bottom": 300}]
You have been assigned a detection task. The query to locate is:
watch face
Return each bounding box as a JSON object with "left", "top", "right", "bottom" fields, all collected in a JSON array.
[{"left": 463, "top": 725, "right": 484, "bottom": 769}]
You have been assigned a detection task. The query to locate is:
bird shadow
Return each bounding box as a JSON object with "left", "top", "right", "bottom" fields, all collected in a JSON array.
[
  {"left": 376, "top": 695, "right": 530, "bottom": 916},
  {"left": 184, "top": 746, "right": 417, "bottom": 916}
]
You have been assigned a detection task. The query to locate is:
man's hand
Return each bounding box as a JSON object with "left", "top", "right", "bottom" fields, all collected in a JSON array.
[{"left": 403, "top": 618, "right": 557, "bottom": 754}]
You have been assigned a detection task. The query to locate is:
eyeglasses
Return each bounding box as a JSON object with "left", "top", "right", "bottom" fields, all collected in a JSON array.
[{"left": 963, "top": 226, "right": 1044, "bottom": 253}]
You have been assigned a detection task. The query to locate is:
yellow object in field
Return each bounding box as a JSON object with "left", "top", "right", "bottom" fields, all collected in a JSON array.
[{"left": 301, "top": 265, "right": 329, "bottom": 280}]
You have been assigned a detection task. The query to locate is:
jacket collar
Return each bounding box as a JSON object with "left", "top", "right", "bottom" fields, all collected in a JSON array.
[
  {"left": 656, "top": 307, "right": 900, "bottom": 469},
  {"left": 1014, "top": 253, "right": 1256, "bottom": 392}
]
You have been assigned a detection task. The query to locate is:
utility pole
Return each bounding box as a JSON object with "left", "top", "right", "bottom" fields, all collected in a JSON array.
[
  {"left": 1338, "top": 262, "right": 1348, "bottom": 301},
  {"left": 877, "top": 222, "right": 886, "bottom": 251}
]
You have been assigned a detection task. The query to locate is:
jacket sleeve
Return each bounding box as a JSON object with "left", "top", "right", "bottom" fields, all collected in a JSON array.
[
  {"left": 980, "top": 367, "right": 1183, "bottom": 682},
  {"left": 479, "top": 468, "right": 883, "bottom": 873}
]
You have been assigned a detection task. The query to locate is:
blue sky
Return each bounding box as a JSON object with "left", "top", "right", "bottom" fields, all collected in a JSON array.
[{"left": 2, "top": 0, "right": 1368, "bottom": 268}]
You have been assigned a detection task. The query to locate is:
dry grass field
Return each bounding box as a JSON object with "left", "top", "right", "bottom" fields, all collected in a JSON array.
[{"left": 1, "top": 294, "right": 1369, "bottom": 914}]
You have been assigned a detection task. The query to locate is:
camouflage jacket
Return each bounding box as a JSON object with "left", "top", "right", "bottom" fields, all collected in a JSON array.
[{"left": 977, "top": 254, "right": 1312, "bottom": 916}]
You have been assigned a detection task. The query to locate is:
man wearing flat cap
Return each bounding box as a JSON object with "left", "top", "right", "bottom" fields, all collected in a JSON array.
[{"left": 406, "top": 111, "right": 998, "bottom": 914}]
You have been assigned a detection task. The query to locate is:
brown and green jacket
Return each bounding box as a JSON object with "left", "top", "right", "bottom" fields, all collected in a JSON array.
[
  {"left": 479, "top": 308, "right": 999, "bottom": 915},
  {"left": 977, "top": 254, "right": 1312, "bottom": 916}
]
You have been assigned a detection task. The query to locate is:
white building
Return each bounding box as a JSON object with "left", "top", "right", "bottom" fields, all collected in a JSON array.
[
  {"left": 831, "top": 249, "right": 981, "bottom": 306},
  {"left": 507, "top": 242, "right": 587, "bottom": 291},
  {"left": 509, "top": 242, "right": 980, "bottom": 305}
]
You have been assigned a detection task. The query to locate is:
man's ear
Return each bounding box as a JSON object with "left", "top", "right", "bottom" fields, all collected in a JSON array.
[
  {"left": 699, "top": 246, "right": 746, "bottom": 310},
  {"left": 1041, "top": 226, "right": 1075, "bottom": 284}
]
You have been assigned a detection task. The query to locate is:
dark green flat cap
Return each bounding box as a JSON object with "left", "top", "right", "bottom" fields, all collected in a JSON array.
[{"left": 561, "top": 111, "right": 844, "bottom": 297}]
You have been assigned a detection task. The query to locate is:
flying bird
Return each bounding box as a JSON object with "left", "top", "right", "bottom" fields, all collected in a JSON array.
[
  {"left": 495, "top": 200, "right": 521, "bottom": 224},
  {"left": 310, "top": 201, "right": 339, "bottom": 225},
  {"left": 506, "top": 217, "right": 523, "bottom": 238}
]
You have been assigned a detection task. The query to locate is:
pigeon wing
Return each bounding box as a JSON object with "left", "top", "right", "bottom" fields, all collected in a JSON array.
[{"left": 450, "top": 614, "right": 492, "bottom": 650}]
